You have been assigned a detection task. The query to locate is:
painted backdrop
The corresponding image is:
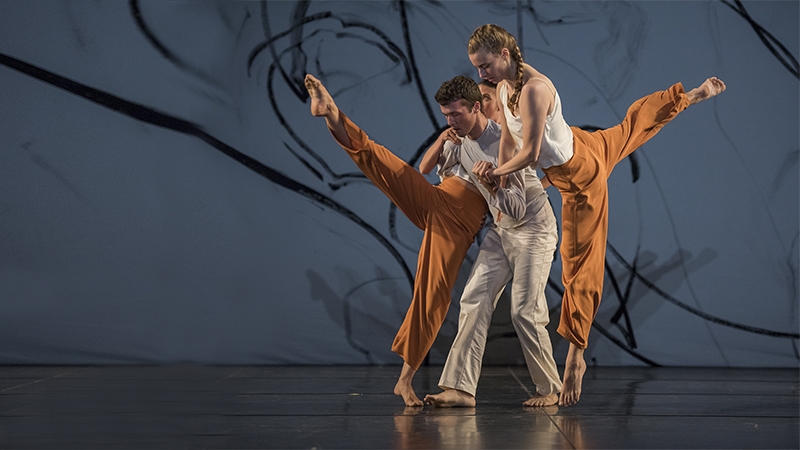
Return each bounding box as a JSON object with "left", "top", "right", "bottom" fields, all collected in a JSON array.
[{"left": 1, "top": 0, "right": 797, "bottom": 367}]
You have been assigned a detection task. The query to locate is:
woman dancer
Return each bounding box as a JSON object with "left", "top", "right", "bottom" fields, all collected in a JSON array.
[{"left": 468, "top": 24, "right": 726, "bottom": 406}]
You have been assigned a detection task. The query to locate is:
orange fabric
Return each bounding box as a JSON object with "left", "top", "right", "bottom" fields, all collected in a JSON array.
[
  {"left": 543, "top": 83, "right": 689, "bottom": 348},
  {"left": 334, "top": 112, "right": 487, "bottom": 369}
]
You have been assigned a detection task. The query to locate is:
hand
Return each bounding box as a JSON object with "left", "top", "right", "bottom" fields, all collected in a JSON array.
[
  {"left": 472, "top": 160, "right": 497, "bottom": 184},
  {"left": 440, "top": 127, "right": 461, "bottom": 145}
]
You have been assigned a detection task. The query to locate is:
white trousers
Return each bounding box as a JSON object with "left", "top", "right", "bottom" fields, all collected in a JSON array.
[{"left": 438, "top": 200, "right": 561, "bottom": 397}]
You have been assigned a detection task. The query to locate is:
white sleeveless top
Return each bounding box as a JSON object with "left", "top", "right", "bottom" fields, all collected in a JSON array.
[{"left": 499, "top": 80, "right": 574, "bottom": 169}]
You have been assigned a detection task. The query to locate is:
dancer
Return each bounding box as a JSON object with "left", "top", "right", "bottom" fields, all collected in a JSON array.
[
  {"left": 305, "top": 74, "right": 524, "bottom": 407},
  {"left": 478, "top": 80, "right": 503, "bottom": 123},
  {"left": 468, "top": 24, "right": 726, "bottom": 406},
  {"left": 423, "top": 82, "right": 562, "bottom": 408}
]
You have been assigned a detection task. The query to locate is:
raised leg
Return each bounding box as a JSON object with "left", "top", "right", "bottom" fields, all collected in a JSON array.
[{"left": 686, "top": 77, "right": 726, "bottom": 105}]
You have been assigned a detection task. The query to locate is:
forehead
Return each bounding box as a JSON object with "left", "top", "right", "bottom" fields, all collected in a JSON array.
[
  {"left": 469, "top": 49, "right": 498, "bottom": 66},
  {"left": 439, "top": 100, "right": 470, "bottom": 114},
  {"left": 478, "top": 85, "right": 495, "bottom": 96}
]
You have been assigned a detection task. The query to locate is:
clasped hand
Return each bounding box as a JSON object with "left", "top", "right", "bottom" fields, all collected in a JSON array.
[{"left": 472, "top": 160, "right": 498, "bottom": 193}]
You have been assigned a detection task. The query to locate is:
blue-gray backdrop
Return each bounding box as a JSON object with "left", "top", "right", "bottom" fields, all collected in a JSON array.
[{"left": 0, "top": 0, "right": 797, "bottom": 367}]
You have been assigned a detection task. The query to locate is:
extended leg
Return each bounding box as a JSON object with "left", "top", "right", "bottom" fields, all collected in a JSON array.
[
  {"left": 598, "top": 77, "right": 726, "bottom": 173},
  {"left": 305, "top": 73, "right": 437, "bottom": 228}
]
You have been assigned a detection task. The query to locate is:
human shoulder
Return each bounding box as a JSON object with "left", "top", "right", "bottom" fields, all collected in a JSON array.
[
  {"left": 485, "top": 119, "right": 502, "bottom": 138},
  {"left": 520, "top": 77, "right": 553, "bottom": 99},
  {"left": 519, "top": 77, "right": 554, "bottom": 113},
  {"left": 443, "top": 138, "right": 459, "bottom": 152}
]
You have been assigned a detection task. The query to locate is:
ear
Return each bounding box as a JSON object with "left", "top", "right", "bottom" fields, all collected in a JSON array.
[
  {"left": 500, "top": 47, "right": 510, "bottom": 60},
  {"left": 472, "top": 101, "right": 482, "bottom": 113}
]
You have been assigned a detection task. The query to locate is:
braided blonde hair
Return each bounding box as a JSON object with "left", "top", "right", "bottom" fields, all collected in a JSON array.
[{"left": 468, "top": 24, "right": 525, "bottom": 114}]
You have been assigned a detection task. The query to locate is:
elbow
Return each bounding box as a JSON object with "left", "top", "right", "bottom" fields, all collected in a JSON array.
[{"left": 522, "top": 150, "right": 539, "bottom": 167}]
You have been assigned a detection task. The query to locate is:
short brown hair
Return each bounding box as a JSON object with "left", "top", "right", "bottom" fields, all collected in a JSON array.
[{"left": 434, "top": 75, "right": 483, "bottom": 109}]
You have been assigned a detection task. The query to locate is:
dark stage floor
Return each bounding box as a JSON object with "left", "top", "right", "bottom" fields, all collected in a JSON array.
[{"left": 0, "top": 365, "right": 797, "bottom": 449}]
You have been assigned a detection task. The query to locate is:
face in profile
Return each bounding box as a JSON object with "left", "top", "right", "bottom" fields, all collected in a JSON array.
[
  {"left": 469, "top": 48, "right": 509, "bottom": 84},
  {"left": 478, "top": 84, "right": 501, "bottom": 123},
  {"left": 439, "top": 100, "right": 480, "bottom": 137}
]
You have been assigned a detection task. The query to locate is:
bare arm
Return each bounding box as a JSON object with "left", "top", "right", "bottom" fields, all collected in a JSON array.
[
  {"left": 495, "top": 83, "right": 516, "bottom": 173},
  {"left": 492, "top": 82, "right": 552, "bottom": 177},
  {"left": 419, "top": 128, "right": 461, "bottom": 174}
]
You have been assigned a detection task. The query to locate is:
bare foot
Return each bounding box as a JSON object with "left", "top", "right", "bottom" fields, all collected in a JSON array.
[
  {"left": 424, "top": 389, "right": 476, "bottom": 408},
  {"left": 687, "top": 77, "right": 726, "bottom": 104},
  {"left": 304, "top": 74, "right": 338, "bottom": 120},
  {"left": 559, "top": 344, "right": 586, "bottom": 406},
  {"left": 394, "top": 363, "right": 422, "bottom": 407},
  {"left": 523, "top": 392, "right": 559, "bottom": 407},
  {"left": 394, "top": 380, "right": 423, "bottom": 407}
]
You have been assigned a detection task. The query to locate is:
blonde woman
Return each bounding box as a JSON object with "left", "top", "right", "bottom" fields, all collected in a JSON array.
[{"left": 468, "top": 24, "right": 725, "bottom": 406}]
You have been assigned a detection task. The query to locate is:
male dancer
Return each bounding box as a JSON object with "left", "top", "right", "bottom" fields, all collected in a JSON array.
[
  {"left": 305, "top": 74, "right": 526, "bottom": 406},
  {"left": 422, "top": 80, "right": 562, "bottom": 408}
]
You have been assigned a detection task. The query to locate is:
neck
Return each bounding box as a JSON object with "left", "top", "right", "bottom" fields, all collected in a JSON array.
[
  {"left": 467, "top": 114, "right": 489, "bottom": 140},
  {"left": 505, "top": 60, "right": 519, "bottom": 82}
]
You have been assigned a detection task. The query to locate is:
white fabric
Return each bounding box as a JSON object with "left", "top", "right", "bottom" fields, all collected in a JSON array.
[
  {"left": 437, "top": 120, "right": 537, "bottom": 226},
  {"left": 438, "top": 199, "right": 561, "bottom": 396},
  {"left": 499, "top": 81, "right": 574, "bottom": 169},
  {"left": 436, "top": 118, "right": 561, "bottom": 397}
]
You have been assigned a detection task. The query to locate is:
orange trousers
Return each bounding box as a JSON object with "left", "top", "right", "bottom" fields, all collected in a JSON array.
[
  {"left": 543, "top": 83, "right": 689, "bottom": 348},
  {"left": 333, "top": 112, "right": 487, "bottom": 369}
]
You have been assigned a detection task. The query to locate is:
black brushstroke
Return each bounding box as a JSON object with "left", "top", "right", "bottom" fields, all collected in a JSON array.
[
  {"left": 250, "top": 13, "right": 412, "bottom": 186},
  {"left": 607, "top": 244, "right": 799, "bottom": 339},
  {"left": 247, "top": 11, "right": 412, "bottom": 84},
  {"left": 609, "top": 250, "right": 640, "bottom": 346},
  {"left": 605, "top": 259, "right": 637, "bottom": 349},
  {"left": 546, "top": 275, "right": 659, "bottom": 366},
  {"left": 0, "top": 51, "right": 414, "bottom": 290},
  {"left": 283, "top": 142, "right": 324, "bottom": 181},
  {"left": 388, "top": 126, "right": 448, "bottom": 253},
  {"left": 129, "top": 0, "right": 223, "bottom": 89},
  {"left": 264, "top": 36, "right": 375, "bottom": 187},
  {"left": 259, "top": 1, "right": 310, "bottom": 104},
  {"left": 397, "top": 0, "right": 439, "bottom": 130},
  {"left": 721, "top": 0, "right": 799, "bottom": 79},
  {"left": 591, "top": 321, "right": 660, "bottom": 367}
]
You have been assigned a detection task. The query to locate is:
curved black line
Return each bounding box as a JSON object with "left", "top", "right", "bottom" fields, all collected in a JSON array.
[
  {"left": 545, "top": 274, "right": 661, "bottom": 366},
  {"left": 387, "top": 203, "right": 422, "bottom": 254},
  {"left": 721, "top": 0, "right": 799, "bottom": 79},
  {"left": 283, "top": 142, "right": 324, "bottom": 181},
  {"left": 607, "top": 243, "right": 799, "bottom": 339},
  {"left": 0, "top": 51, "right": 415, "bottom": 290},
  {"left": 265, "top": 39, "right": 375, "bottom": 184},
  {"left": 605, "top": 259, "right": 637, "bottom": 349},
  {"left": 591, "top": 321, "right": 660, "bottom": 367},
  {"left": 247, "top": 11, "right": 412, "bottom": 85},
  {"left": 129, "top": 0, "right": 224, "bottom": 89},
  {"left": 407, "top": 125, "right": 449, "bottom": 169},
  {"left": 341, "top": 275, "right": 410, "bottom": 363},
  {"left": 397, "top": 0, "right": 438, "bottom": 129},
  {"left": 255, "top": 25, "right": 412, "bottom": 185}
]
